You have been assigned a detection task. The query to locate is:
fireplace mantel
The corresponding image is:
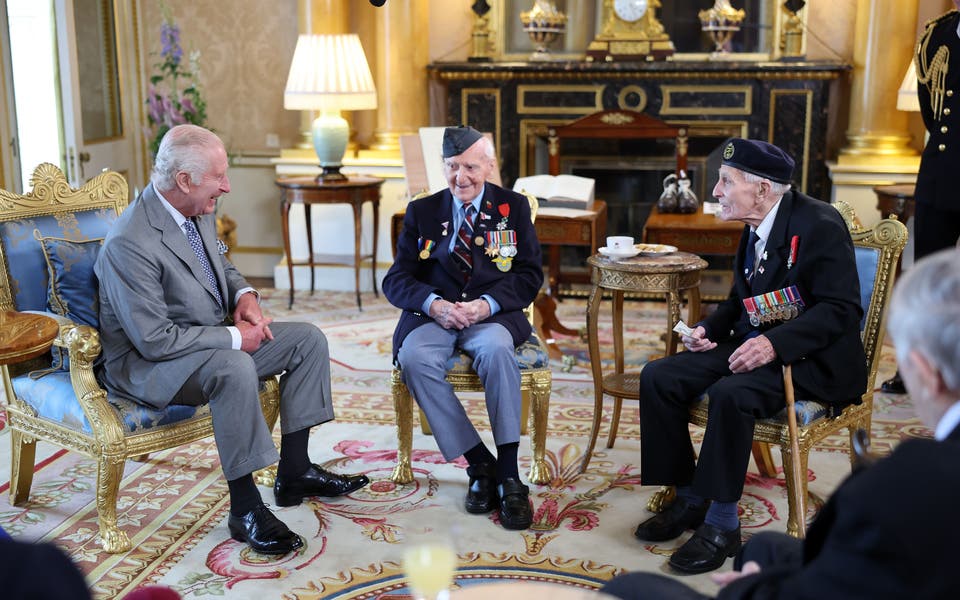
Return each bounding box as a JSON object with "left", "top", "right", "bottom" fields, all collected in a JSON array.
[{"left": 428, "top": 59, "right": 849, "bottom": 200}]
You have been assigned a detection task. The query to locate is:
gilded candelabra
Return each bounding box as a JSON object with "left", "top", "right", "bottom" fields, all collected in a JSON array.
[
  {"left": 520, "top": 0, "right": 567, "bottom": 61},
  {"left": 698, "top": 0, "right": 746, "bottom": 56}
]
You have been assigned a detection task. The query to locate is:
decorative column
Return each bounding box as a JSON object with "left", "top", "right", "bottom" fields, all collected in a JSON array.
[
  {"left": 828, "top": 0, "right": 921, "bottom": 229},
  {"left": 369, "top": 0, "right": 429, "bottom": 154},
  {"left": 838, "top": 0, "right": 919, "bottom": 162}
]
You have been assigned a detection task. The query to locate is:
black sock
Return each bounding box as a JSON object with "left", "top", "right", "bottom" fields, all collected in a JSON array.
[
  {"left": 227, "top": 474, "right": 262, "bottom": 517},
  {"left": 463, "top": 442, "right": 496, "bottom": 467},
  {"left": 278, "top": 427, "right": 311, "bottom": 479},
  {"left": 495, "top": 442, "right": 520, "bottom": 482}
]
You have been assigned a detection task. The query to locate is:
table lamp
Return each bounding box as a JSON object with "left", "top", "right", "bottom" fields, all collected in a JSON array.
[{"left": 283, "top": 34, "right": 377, "bottom": 181}]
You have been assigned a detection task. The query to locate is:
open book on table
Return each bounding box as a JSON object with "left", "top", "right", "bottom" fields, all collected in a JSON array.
[{"left": 512, "top": 174, "right": 595, "bottom": 210}]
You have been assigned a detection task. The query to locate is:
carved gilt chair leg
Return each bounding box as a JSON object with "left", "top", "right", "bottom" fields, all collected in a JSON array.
[
  {"left": 519, "top": 388, "right": 530, "bottom": 436},
  {"left": 526, "top": 374, "right": 551, "bottom": 485},
  {"left": 391, "top": 371, "right": 414, "bottom": 484},
  {"left": 9, "top": 430, "right": 37, "bottom": 505},
  {"left": 752, "top": 441, "right": 778, "bottom": 478},
  {"left": 781, "top": 444, "right": 809, "bottom": 539},
  {"left": 96, "top": 453, "right": 132, "bottom": 553},
  {"left": 848, "top": 413, "right": 873, "bottom": 470},
  {"left": 647, "top": 485, "right": 676, "bottom": 513}
]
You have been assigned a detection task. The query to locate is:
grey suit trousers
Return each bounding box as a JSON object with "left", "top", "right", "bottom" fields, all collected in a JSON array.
[
  {"left": 397, "top": 321, "right": 521, "bottom": 461},
  {"left": 173, "top": 321, "right": 334, "bottom": 480}
]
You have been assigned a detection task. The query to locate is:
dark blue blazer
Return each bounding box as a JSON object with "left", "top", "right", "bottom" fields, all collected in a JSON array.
[
  {"left": 720, "top": 424, "right": 960, "bottom": 600},
  {"left": 701, "top": 190, "right": 867, "bottom": 405},
  {"left": 383, "top": 183, "right": 543, "bottom": 360}
]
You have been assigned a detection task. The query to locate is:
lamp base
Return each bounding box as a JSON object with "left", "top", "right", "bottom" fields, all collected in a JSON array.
[{"left": 316, "top": 165, "right": 348, "bottom": 182}]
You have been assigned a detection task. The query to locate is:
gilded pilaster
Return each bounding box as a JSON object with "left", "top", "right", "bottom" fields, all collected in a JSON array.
[
  {"left": 369, "top": 0, "right": 429, "bottom": 154},
  {"left": 838, "top": 0, "right": 920, "bottom": 163}
]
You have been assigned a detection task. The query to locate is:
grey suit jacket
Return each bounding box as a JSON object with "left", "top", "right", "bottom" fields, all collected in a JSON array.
[{"left": 95, "top": 184, "right": 250, "bottom": 409}]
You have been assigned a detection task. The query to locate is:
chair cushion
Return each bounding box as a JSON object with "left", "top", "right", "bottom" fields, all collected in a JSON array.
[
  {"left": 854, "top": 246, "right": 879, "bottom": 331},
  {"left": 694, "top": 394, "right": 829, "bottom": 427},
  {"left": 445, "top": 332, "right": 550, "bottom": 374},
  {"left": 11, "top": 371, "right": 212, "bottom": 435},
  {"left": 37, "top": 233, "right": 103, "bottom": 328}
]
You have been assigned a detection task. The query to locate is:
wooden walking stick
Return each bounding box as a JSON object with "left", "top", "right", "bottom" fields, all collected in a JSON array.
[{"left": 783, "top": 364, "right": 806, "bottom": 537}]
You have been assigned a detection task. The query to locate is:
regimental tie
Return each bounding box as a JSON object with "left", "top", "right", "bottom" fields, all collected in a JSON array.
[
  {"left": 743, "top": 230, "right": 761, "bottom": 286},
  {"left": 453, "top": 204, "right": 476, "bottom": 277},
  {"left": 184, "top": 218, "right": 223, "bottom": 306}
]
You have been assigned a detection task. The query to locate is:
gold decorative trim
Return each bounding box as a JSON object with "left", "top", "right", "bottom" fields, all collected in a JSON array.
[
  {"left": 433, "top": 70, "right": 842, "bottom": 82},
  {"left": 660, "top": 84, "right": 752, "bottom": 115},
  {"left": 517, "top": 84, "right": 603, "bottom": 114},
  {"left": 518, "top": 118, "right": 575, "bottom": 177},
  {"left": 666, "top": 119, "right": 749, "bottom": 139},
  {"left": 769, "top": 89, "right": 813, "bottom": 191},
  {"left": 462, "top": 88, "right": 502, "bottom": 158},
  {"left": 617, "top": 85, "right": 648, "bottom": 111}
]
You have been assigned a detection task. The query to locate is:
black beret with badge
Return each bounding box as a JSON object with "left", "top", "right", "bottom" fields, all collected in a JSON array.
[
  {"left": 442, "top": 126, "right": 484, "bottom": 158},
  {"left": 721, "top": 138, "right": 796, "bottom": 185}
]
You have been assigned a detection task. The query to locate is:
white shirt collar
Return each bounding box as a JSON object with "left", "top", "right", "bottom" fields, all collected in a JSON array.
[
  {"left": 753, "top": 198, "right": 782, "bottom": 245},
  {"left": 935, "top": 401, "right": 960, "bottom": 441},
  {"left": 154, "top": 186, "right": 189, "bottom": 230}
]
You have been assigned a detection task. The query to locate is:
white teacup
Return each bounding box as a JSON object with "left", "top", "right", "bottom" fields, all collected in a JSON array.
[{"left": 606, "top": 236, "right": 635, "bottom": 252}]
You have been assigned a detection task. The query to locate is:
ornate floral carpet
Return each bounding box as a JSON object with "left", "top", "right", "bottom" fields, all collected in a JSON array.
[{"left": 0, "top": 291, "right": 923, "bottom": 599}]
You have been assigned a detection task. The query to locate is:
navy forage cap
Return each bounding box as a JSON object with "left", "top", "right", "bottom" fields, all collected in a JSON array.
[
  {"left": 721, "top": 138, "right": 796, "bottom": 184},
  {"left": 442, "top": 126, "right": 484, "bottom": 158}
]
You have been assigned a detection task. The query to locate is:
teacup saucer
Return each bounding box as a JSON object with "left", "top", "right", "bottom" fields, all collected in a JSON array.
[{"left": 598, "top": 246, "right": 640, "bottom": 259}]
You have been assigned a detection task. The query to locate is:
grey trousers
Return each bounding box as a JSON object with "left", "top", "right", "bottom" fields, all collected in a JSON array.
[
  {"left": 173, "top": 321, "right": 334, "bottom": 480},
  {"left": 397, "top": 321, "right": 521, "bottom": 461}
]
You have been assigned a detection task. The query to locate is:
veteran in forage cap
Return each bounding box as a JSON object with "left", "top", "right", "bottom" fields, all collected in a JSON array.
[
  {"left": 633, "top": 137, "right": 866, "bottom": 575},
  {"left": 382, "top": 125, "right": 543, "bottom": 532}
]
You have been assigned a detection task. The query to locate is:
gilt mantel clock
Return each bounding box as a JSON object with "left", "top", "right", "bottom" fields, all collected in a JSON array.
[{"left": 586, "top": 0, "right": 675, "bottom": 62}]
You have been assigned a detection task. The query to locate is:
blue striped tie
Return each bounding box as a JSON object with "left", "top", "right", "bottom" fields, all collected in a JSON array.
[
  {"left": 453, "top": 205, "right": 476, "bottom": 276},
  {"left": 184, "top": 219, "right": 223, "bottom": 306}
]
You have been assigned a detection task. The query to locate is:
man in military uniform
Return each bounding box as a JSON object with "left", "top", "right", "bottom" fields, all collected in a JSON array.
[
  {"left": 383, "top": 126, "right": 543, "bottom": 530},
  {"left": 883, "top": 1, "right": 960, "bottom": 394},
  {"left": 633, "top": 138, "right": 866, "bottom": 575}
]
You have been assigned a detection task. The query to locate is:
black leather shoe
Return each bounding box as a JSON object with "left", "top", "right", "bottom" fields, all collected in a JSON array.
[
  {"left": 497, "top": 478, "right": 532, "bottom": 530},
  {"left": 668, "top": 523, "right": 741, "bottom": 574},
  {"left": 465, "top": 462, "right": 498, "bottom": 514},
  {"left": 881, "top": 371, "right": 907, "bottom": 394},
  {"left": 274, "top": 464, "right": 370, "bottom": 507},
  {"left": 228, "top": 503, "right": 304, "bottom": 555},
  {"left": 634, "top": 498, "right": 709, "bottom": 542}
]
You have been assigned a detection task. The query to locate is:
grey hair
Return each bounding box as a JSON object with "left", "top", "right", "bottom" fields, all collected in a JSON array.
[
  {"left": 740, "top": 170, "right": 791, "bottom": 197},
  {"left": 886, "top": 248, "right": 960, "bottom": 391},
  {"left": 150, "top": 124, "right": 222, "bottom": 192}
]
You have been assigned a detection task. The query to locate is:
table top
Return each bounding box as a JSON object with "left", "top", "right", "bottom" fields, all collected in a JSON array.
[
  {"left": 275, "top": 174, "right": 384, "bottom": 190},
  {"left": 0, "top": 311, "right": 59, "bottom": 365},
  {"left": 643, "top": 205, "right": 744, "bottom": 233},
  {"left": 588, "top": 251, "right": 708, "bottom": 274},
  {"left": 452, "top": 581, "right": 616, "bottom": 599}
]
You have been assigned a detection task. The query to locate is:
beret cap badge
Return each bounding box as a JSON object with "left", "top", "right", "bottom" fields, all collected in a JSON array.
[{"left": 723, "top": 143, "right": 735, "bottom": 160}]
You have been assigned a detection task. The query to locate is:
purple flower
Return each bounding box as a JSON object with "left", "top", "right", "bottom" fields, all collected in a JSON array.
[
  {"left": 180, "top": 95, "right": 196, "bottom": 115},
  {"left": 160, "top": 20, "right": 182, "bottom": 65}
]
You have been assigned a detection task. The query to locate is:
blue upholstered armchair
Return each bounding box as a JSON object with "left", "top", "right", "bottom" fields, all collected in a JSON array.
[{"left": 0, "top": 164, "right": 280, "bottom": 553}]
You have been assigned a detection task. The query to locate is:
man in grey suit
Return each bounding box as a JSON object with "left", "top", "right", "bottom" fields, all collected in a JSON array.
[{"left": 95, "top": 124, "right": 368, "bottom": 555}]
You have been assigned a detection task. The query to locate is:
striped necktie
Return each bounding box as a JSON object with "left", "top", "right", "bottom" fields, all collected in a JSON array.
[
  {"left": 453, "top": 204, "right": 476, "bottom": 276},
  {"left": 744, "top": 230, "right": 761, "bottom": 286},
  {"left": 184, "top": 219, "right": 223, "bottom": 306}
]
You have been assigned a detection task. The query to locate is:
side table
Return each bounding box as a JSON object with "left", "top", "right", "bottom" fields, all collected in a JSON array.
[
  {"left": 581, "top": 251, "right": 708, "bottom": 473},
  {"left": 0, "top": 311, "right": 59, "bottom": 366},
  {"left": 276, "top": 175, "right": 384, "bottom": 310}
]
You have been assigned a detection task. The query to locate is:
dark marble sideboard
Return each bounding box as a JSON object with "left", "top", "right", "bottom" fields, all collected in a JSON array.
[{"left": 428, "top": 60, "right": 849, "bottom": 201}]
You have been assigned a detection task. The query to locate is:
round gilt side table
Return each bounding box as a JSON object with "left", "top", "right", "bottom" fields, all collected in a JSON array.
[
  {"left": 0, "top": 311, "right": 59, "bottom": 366},
  {"left": 581, "top": 251, "right": 708, "bottom": 473}
]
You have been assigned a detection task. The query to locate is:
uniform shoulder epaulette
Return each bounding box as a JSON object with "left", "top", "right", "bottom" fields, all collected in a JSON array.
[{"left": 922, "top": 9, "right": 958, "bottom": 32}]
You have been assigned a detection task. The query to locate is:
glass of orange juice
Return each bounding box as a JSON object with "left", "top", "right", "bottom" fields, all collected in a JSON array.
[{"left": 402, "top": 529, "right": 458, "bottom": 600}]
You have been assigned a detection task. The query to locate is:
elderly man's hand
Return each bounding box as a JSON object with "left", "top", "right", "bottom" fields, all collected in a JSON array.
[
  {"left": 728, "top": 334, "right": 776, "bottom": 373},
  {"left": 429, "top": 299, "right": 471, "bottom": 330},
  {"left": 236, "top": 320, "right": 272, "bottom": 353},
  {"left": 682, "top": 325, "right": 717, "bottom": 353},
  {"left": 455, "top": 299, "right": 491, "bottom": 325}
]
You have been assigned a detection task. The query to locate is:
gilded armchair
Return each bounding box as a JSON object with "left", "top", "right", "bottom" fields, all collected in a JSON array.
[
  {"left": 390, "top": 191, "right": 552, "bottom": 485},
  {"left": 0, "top": 164, "right": 280, "bottom": 553},
  {"left": 650, "top": 200, "right": 908, "bottom": 537}
]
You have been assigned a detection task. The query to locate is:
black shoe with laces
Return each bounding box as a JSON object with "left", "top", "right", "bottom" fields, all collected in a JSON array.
[{"left": 228, "top": 503, "right": 303, "bottom": 555}]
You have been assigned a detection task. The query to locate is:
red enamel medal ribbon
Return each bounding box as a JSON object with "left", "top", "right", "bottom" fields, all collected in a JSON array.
[
  {"left": 498, "top": 203, "right": 510, "bottom": 218},
  {"left": 787, "top": 235, "right": 799, "bottom": 269}
]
